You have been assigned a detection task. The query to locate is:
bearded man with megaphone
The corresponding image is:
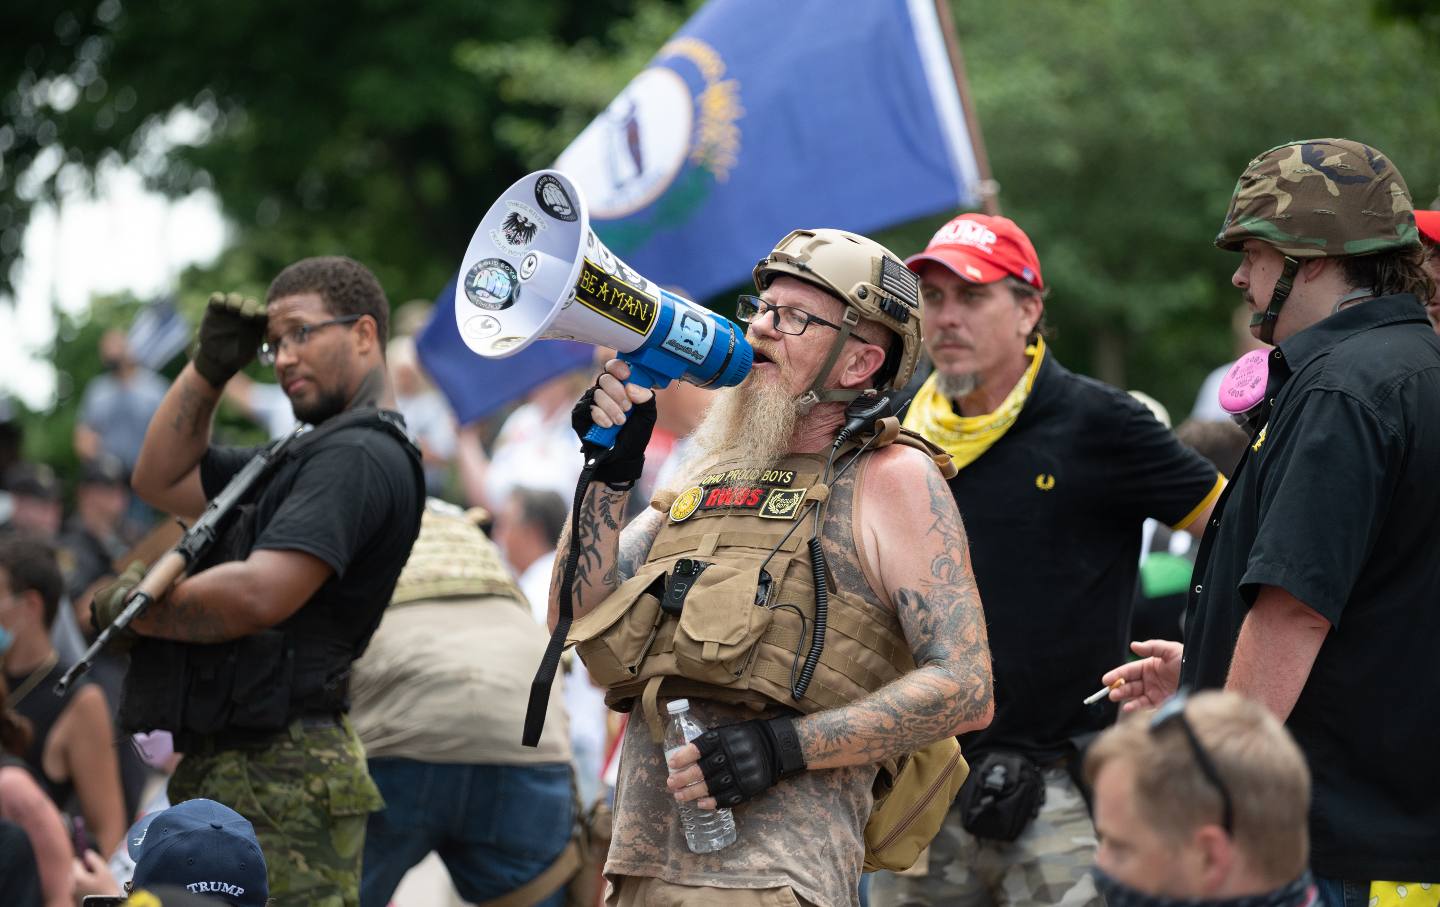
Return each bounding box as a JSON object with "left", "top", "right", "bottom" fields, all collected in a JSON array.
[{"left": 550, "top": 227, "right": 995, "bottom": 906}]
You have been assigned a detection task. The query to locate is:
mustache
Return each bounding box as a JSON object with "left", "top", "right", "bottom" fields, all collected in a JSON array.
[
  {"left": 929, "top": 331, "right": 972, "bottom": 348},
  {"left": 750, "top": 343, "right": 781, "bottom": 364}
]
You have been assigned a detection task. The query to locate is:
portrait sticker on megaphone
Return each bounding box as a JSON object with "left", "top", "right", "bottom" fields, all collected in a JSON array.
[{"left": 455, "top": 170, "right": 752, "bottom": 448}]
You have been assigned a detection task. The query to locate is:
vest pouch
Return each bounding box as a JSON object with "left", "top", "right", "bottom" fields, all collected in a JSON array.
[
  {"left": 226, "top": 629, "right": 295, "bottom": 732},
  {"left": 569, "top": 571, "right": 667, "bottom": 689},
  {"left": 118, "top": 639, "right": 190, "bottom": 734},
  {"left": 673, "top": 563, "right": 773, "bottom": 684},
  {"left": 863, "top": 737, "right": 969, "bottom": 872}
]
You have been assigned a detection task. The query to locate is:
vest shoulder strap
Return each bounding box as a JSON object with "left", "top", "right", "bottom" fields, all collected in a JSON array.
[{"left": 852, "top": 418, "right": 957, "bottom": 479}]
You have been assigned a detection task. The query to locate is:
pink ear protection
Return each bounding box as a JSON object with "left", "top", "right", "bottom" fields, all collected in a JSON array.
[{"left": 1218, "top": 349, "right": 1269, "bottom": 419}]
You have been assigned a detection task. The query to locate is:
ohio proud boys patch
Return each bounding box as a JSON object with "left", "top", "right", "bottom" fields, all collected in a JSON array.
[
  {"left": 669, "top": 468, "right": 809, "bottom": 522},
  {"left": 574, "top": 258, "right": 657, "bottom": 335}
]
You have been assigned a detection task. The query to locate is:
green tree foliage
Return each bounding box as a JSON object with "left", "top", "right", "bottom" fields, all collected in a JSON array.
[
  {"left": 3, "top": 0, "right": 691, "bottom": 307},
  {"left": 944, "top": 0, "right": 1440, "bottom": 413},
  {"left": 4, "top": 0, "right": 1438, "bottom": 444}
]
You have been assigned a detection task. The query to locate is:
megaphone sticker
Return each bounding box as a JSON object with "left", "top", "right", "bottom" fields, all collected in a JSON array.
[
  {"left": 534, "top": 175, "right": 578, "bottom": 222},
  {"left": 463, "top": 258, "right": 518, "bottom": 311},
  {"left": 574, "top": 258, "right": 658, "bottom": 335},
  {"left": 490, "top": 200, "right": 547, "bottom": 254}
]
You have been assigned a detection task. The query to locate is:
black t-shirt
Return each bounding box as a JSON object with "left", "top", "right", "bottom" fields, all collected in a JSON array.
[
  {"left": 199, "top": 411, "right": 423, "bottom": 658},
  {"left": 1181, "top": 295, "right": 1440, "bottom": 880},
  {"left": 950, "top": 353, "right": 1220, "bottom": 760}
]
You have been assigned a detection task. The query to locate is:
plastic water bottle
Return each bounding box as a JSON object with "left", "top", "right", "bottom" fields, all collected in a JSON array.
[{"left": 664, "top": 699, "right": 738, "bottom": 853}]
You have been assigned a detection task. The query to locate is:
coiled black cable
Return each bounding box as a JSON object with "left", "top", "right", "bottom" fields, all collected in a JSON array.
[{"left": 793, "top": 537, "right": 829, "bottom": 701}]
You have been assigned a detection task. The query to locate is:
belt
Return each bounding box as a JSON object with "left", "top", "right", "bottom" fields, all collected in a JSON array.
[{"left": 178, "top": 713, "right": 345, "bottom": 755}]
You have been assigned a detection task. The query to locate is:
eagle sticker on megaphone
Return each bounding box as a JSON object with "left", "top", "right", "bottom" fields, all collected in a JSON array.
[{"left": 455, "top": 170, "right": 753, "bottom": 448}]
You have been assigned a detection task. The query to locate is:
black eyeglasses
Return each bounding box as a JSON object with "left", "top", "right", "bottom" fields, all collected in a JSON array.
[
  {"left": 1149, "top": 689, "right": 1234, "bottom": 835},
  {"left": 258, "top": 315, "right": 364, "bottom": 366},
  {"left": 735, "top": 295, "right": 879, "bottom": 346}
]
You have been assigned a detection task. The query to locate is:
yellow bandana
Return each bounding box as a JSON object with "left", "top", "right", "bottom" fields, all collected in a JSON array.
[{"left": 903, "top": 338, "right": 1046, "bottom": 470}]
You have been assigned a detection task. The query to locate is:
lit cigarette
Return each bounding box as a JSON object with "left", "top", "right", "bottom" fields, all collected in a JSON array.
[{"left": 1083, "top": 678, "right": 1124, "bottom": 705}]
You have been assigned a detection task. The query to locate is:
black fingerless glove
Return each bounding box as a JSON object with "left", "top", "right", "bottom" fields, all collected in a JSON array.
[
  {"left": 193, "top": 291, "right": 268, "bottom": 388},
  {"left": 695, "top": 717, "right": 806, "bottom": 807},
  {"left": 571, "top": 385, "right": 657, "bottom": 487}
]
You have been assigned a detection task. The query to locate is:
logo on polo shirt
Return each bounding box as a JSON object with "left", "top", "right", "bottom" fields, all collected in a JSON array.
[{"left": 1034, "top": 474, "right": 1056, "bottom": 491}]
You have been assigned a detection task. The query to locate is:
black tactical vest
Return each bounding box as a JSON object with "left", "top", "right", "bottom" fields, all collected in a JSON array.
[{"left": 118, "top": 408, "right": 422, "bottom": 745}]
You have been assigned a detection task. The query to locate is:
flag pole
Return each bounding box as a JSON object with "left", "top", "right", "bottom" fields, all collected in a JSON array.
[{"left": 932, "top": 0, "right": 1000, "bottom": 216}]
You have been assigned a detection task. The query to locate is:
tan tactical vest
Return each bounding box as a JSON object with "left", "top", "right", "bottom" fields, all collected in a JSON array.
[{"left": 566, "top": 424, "right": 955, "bottom": 737}]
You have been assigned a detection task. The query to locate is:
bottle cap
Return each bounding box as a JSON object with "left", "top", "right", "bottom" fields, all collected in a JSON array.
[{"left": 666, "top": 699, "right": 690, "bottom": 714}]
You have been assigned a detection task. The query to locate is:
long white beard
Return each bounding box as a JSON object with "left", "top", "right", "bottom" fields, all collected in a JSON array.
[{"left": 670, "top": 375, "right": 802, "bottom": 486}]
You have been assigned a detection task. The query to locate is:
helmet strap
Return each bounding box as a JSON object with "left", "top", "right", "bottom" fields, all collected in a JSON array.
[
  {"left": 1255, "top": 255, "right": 1301, "bottom": 345},
  {"left": 799, "top": 307, "right": 865, "bottom": 410}
]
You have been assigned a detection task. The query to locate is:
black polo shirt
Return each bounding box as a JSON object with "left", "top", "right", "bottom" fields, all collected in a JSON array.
[
  {"left": 949, "top": 353, "right": 1221, "bottom": 761},
  {"left": 1181, "top": 294, "right": 1440, "bottom": 880}
]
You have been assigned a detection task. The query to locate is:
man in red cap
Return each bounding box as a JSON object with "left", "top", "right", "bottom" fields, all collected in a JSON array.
[
  {"left": 1415, "top": 204, "right": 1439, "bottom": 331},
  {"left": 872, "top": 214, "right": 1224, "bottom": 907}
]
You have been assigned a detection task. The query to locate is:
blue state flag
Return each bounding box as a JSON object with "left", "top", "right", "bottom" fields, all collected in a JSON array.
[{"left": 554, "top": 0, "right": 983, "bottom": 301}]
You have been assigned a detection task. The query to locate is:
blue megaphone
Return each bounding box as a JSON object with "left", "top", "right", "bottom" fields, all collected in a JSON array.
[{"left": 454, "top": 170, "right": 753, "bottom": 447}]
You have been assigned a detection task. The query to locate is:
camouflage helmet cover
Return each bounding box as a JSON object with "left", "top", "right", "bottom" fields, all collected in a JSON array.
[
  {"left": 1215, "top": 138, "right": 1419, "bottom": 259},
  {"left": 752, "top": 228, "right": 923, "bottom": 392}
]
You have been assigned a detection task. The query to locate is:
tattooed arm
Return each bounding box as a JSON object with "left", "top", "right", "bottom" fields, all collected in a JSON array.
[
  {"left": 546, "top": 358, "right": 661, "bottom": 632},
  {"left": 795, "top": 445, "right": 993, "bottom": 769},
  {"left": 546, "top": 495, "right": 663, "bottom": 632},
  {"left": 131, "top": 363, "right": 221, "bottom": 519},
  {"left": 132, "top": 548, "right": 333, "bottom": 642}
]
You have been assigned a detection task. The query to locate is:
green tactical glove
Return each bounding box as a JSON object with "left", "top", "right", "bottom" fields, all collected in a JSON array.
[
  {"left": 90, "top": 561, "right": 147, "bottom": 648},
  {"left": 192, "top": 291, "right": 268, "bottom": 388}
]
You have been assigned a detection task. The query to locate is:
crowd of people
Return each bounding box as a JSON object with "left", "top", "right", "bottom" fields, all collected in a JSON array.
[{"left": 0, "top": 137, "right": 1437, "bottom": 907}]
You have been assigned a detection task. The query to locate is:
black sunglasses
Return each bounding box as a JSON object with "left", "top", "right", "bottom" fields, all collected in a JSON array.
[{"left": 1149, "top": 689, "right": 1234, "bottom": 835}]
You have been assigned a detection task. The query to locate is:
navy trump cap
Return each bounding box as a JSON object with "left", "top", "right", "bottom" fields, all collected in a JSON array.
[{"left": 127, "top": 799, "right": 268, "bottom": 907}]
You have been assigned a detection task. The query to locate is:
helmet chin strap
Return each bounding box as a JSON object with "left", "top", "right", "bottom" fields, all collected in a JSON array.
[
  {"left": 796, "top": 307, "right": 865, "bottom": 412},
  {"left": 1253, "top": 255, "right": 1301, "bottom": 345}
]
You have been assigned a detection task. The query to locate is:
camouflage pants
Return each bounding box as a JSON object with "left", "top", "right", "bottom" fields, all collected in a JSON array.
[
  {"left": 869, "top": 765, "right": 1101, "bottom": 907},
  {"left": 170, "top": 716, "right": 384, "bottom": 907}
]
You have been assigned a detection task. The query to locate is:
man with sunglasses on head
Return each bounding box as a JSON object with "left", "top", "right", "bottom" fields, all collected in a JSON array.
[
  {"left": 558, "top": 229, "right": 994, "bottom": 906},
  {"left": 1085, "top": 690, "right": 1317, "bottom": 907},
  {"left": 1106, "top": 140, "right": 1440, "bottom": 903},
  {"left": 91, "top": 256, "right": 425, "bottom": 906}
]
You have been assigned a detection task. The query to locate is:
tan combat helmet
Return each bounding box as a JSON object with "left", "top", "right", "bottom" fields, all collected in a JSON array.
[
  {"left": 752, "top": 228, "right": 922, "bottom": 407},
  {"left": 1215, "top": 139, "right": 1419, "bottom": 342}
]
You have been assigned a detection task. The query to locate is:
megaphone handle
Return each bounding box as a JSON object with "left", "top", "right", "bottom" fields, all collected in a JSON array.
[{"left": 582, "top": 360, "right": 667, "bottom": 450}]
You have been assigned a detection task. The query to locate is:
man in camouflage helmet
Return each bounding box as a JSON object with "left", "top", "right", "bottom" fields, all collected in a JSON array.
[
  {"left": 1107, "top": 139, "right": 1440, "bottom": 897},
  {"left": 559, "top": 229, "right": 994, "bottom": 905}
]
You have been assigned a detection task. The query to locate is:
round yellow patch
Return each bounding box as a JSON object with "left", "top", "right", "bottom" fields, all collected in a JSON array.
[{"left": 670, "top": 486, "right": 704, "bottom": 522}]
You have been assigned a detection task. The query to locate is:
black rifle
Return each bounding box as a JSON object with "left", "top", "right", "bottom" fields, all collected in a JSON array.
[{"left": 55, "top": 428, "right": 300, "bottom": 695}]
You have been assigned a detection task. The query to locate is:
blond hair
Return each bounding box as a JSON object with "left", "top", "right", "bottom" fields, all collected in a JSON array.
[{"left": 1085, "top": 691, "right": 1309, "bottom": 885}]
